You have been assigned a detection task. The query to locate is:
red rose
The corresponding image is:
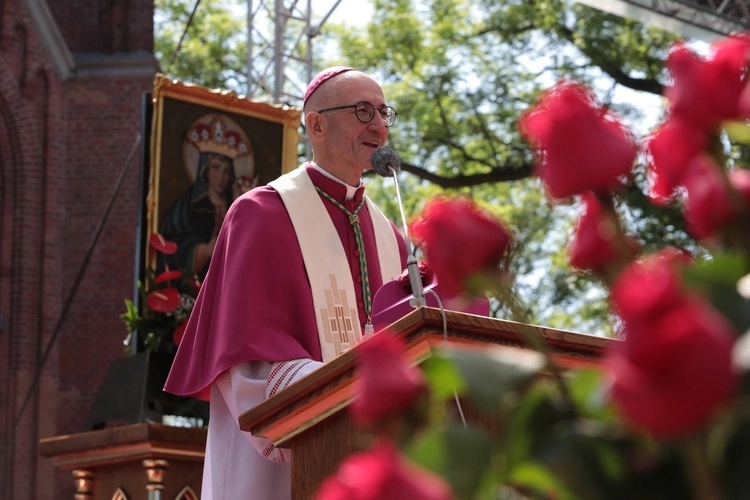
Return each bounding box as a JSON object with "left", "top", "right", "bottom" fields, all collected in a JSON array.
[
  {"left": 350, "top": 331, "right": 426, "bottom": 428},
  {"left": 738, "top": 80, "right": 750, "bottom": 118},
  {"left": 518, "top": 81, "right": 638, "bottom": 200},
  {"left": 605, "top": 301, "right": 738, "bottom": 438},
  {"left": 681, "top": 154, "right": 737, "bottom": 241},
  {"left": 665, "top": 35, "right": 750, "bottom": 129},
  {"left": 729, "top": 168, "right": 750, "bottom": 208},
  {"left": 610, "top": 249, "right": 692, "bottom": 328},
  {"left": 146, "top": 287, "right": 181, "bottom": 313},
  {"left": 568, "top": 193, "right": 639, "bottom": 274},
  {"left": 409, "top": 197, "right": 512, "bottom": 298},
  {"left": 646, "top": 117, "right": 708, "bottom": 204},
  {"left": 316, "top": 440, "right": 453, "bottom": 500}
]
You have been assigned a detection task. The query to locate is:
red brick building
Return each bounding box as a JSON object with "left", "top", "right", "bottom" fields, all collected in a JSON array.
[{"left": 0, "top": 1, "right": 157, "bottom": 497}]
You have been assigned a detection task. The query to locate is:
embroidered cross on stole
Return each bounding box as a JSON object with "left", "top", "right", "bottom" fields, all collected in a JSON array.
[{"left": 269, "top": 167, "right": 402, "bottom": 362}]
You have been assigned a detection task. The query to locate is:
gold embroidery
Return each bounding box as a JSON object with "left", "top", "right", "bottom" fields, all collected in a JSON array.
[{"left": 321, "top": 274, "right": 361, "bottom": 356}]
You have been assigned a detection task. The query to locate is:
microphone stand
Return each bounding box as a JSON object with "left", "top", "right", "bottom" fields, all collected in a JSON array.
[{"left": 388, "top": 166, "right": 426, "bottom": 308}]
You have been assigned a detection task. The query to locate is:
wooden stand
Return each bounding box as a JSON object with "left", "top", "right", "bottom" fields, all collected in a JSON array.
[
  {"left": 39, "top": 423, "right": 206, "bottom": 499},
  {"left": 240, "top": 307, "right": 613, "bottom": 499}
]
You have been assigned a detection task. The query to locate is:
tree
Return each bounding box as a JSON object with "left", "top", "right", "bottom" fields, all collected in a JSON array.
[
  {"left": 329, "top": 0, "right": 700, "bottom": 333},
  {"left": 155, "top": 0, "right": 248, "bottom": 91},
  {"left": 153, "top": 0, "right": 709, "bottom": 334}
]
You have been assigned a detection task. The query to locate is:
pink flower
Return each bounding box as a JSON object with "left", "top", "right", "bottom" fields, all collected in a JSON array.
[
  {"left": 148, "top": 233, "right": 178, "bottom": 255},
  {"left": 350, "top": 331, "right": 426, "bottom": 428},
  {"left": 518, "top": 81, "right": 638, "bottom": 200},
  {"left": 409, "top": 197, "right": 512, "bottom": 298},
  {"left": 729, "top": 168, "right": 750, "bottom": 207},
  {"left": 610, "top": 248, "right": 692, "bottom": 329},
  {"left": 737, "top": 80, "right": 750, "bottom": 118},
  {"left": 605, "top": 301, "right": 738, "bottom": 438},
  {"left": 316, "top": 440, "right": 453, "bottom": 500},
  {"left": 665, "top": 35, "right": 750, "bottom": 129},
  {"left": 681, "top": 154, "right": 737, "bottom": 241},
  {"left": 645, "top": 117, "right": 708, "bottom": 204},
  {"left": 568, "top": 193, "right": 639, "bottom": 274},
  {"left": 146, "top": 287, "right": 181, "bottom": 313},
  {"left": 607, "top": 249, "right": 738, "bottom": 437}
]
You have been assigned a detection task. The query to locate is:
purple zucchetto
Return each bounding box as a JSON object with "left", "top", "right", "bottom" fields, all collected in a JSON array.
[{"left": 303, "top": 66, "right": 355, "bottom": 106}]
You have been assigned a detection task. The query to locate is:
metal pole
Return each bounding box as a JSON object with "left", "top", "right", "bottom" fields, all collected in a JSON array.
[
  {"left": 247, "top": 0, "right": 254, "bottom": 97},
  {"left": 274, "top": 0, "right": 284, "bottom": 103}
]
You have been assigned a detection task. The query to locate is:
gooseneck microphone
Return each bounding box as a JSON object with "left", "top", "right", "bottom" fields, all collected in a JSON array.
[{"left": 371, "top": 146, "right": 426, "bottom": 307}]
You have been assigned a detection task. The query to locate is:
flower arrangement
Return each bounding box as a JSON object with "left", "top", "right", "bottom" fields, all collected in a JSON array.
[
  {"left": 316, "top": 32, "right": 750, "bottom": 499},
  {"left": 120, "top": 233, "right": 199, "bottom": 354}
]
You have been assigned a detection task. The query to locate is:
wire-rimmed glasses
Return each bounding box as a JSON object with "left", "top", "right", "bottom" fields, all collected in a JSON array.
[{"left": 316, "top": 101, "right": 398, "bottom": 127}]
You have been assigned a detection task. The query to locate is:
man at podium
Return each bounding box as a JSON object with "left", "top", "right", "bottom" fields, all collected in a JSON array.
[{"left": 164, "top": 67, "right": 408, "bottom": 499}]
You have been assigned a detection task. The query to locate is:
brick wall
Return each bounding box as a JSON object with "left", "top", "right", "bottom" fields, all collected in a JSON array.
[{"left": 0, "top": 1, "right": 156, "bottom": 498}]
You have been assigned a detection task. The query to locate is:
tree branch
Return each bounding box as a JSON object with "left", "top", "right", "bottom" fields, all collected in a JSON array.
[{"left": 366, "top": 162, "right": 535, "bottom": 189}]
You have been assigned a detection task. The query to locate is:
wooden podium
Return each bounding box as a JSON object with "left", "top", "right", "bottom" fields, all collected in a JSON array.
[{"left": 240, "top": 307, "right": 613, "bottom": 499}]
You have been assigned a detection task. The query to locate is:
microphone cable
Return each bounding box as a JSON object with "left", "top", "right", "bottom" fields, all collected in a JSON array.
[{"left": 425, "top": 287, "right": 467, "bottom": 429}]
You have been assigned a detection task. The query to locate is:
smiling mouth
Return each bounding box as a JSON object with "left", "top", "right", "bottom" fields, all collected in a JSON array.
[{"left": 363, "top": 140, "right": 380, "bottom": 149}]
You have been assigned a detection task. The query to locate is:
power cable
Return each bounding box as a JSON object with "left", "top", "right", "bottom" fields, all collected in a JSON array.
[{"left": 165, "top": 0, "right": 203, "bottom": 74}]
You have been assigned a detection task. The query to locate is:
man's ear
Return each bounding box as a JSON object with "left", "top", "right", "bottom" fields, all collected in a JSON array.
[{"left": 306, "top": 112, "right": 325, "bottom": 139}]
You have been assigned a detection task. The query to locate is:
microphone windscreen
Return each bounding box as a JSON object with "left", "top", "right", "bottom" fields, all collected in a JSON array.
[{"left": 371, "top": 146, "right": 401, "bottom": 177}]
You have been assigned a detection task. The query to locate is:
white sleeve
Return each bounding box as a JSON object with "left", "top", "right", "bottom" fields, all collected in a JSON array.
[
  {"left": 215, "top": 358, "right": 324, "bottom": 463},
  {"left": 265, "top": 359, "right": 324, "bottom": 398}
]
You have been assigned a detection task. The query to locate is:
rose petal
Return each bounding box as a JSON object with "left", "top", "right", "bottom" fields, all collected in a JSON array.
[
  {"left": 568, "top": 193, "right": 639, "bottom": 273},
  {"left": 316, "top": 440, "right": 453, "bottom": 500},
  {"left": 410, "top": 197, "right": 512, "bottom": 298},
  {"left": 519, "top": 81, "right": 638, "bottom": 200},
  {"left": 350, "top": 331, "right": 426, "bottom": 427},
  {"left": 606, "top": 302, "right": 738, "bottom": 438},
  {"left": 681, "top": 154, "right": 737, "bottom": 240}
]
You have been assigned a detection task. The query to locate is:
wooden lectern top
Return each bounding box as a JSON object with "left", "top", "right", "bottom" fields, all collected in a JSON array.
[{"left": 239, "top": 307, "right": 614, "bottom": 448}]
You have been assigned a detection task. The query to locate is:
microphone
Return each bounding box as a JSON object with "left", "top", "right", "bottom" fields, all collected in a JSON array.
[
  {"left": 371, "top": 146, "right": 399, "bottom": 177},
  {"left": 371, "top": 147, "right": 426, "bottom": 307}
]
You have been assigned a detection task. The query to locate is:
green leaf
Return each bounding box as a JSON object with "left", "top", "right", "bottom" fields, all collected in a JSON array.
[
  {"left": 421, "top": 353, "right": 467, "bottom": 400},
  {"left": 406, "top": 423, "right": 495, "bottom": 499},
  {"left": 531, "top": 429, "right": 628, "bottom": 500},
  {"left": 508, "top": 461, "right": 577, "bottom": 500},
  {"left": 721, "top": 416, "right": 750, "bottom": 498},
  {"left": 120, "top": 299, "right": 141, "bottom": 332},
  {"left": 504, "top": 380, "right": 566, "bottom": 466},
  {"left": 567, "top": 369, "right": 616, "bottom": 423},
  {"left": 441, "top": 347, "right": 544, "bottom": 416},
  {"left": 683, "top": 253, "right": 750, "bottom": 333},
  {"left": 724, "top": 121, "right": 750, "bottom": 145},
  {"left": 683, "top": 253, "right": 748, "bottom": 288}
]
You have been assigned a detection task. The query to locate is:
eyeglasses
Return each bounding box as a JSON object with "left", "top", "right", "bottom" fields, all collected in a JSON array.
[{"left": 316, "top": 101, "right": 398, "bottom": 127}]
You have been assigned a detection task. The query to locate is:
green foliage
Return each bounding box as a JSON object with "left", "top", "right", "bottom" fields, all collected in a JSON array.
[
  {"left": 153, "top": 0, "right": 701, "bottom": 334},
  {"left": 155, "top": 0, "right": 247, "bottom": 89},
  {"left": 337, "top": 0, "right": 693, "bottom": 335},
  {"left": 407, "top": 423, "right": 495, "bottom": 499},
  {"left": 119, "top": 272, "right": 196, "bottom": 354},
  {"left": 683, "top": 253, "right": 750, "bottom": 333},
  {"left": 408, "top": 342, "right": 729, "bottom": 498}
]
